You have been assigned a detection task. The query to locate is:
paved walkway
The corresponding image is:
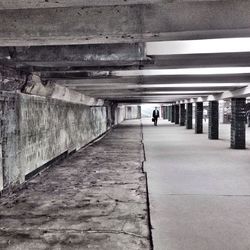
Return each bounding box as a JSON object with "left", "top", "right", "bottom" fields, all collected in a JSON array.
[
  {"left": 0, "top": 121, "right": 151, "bottom": 250},
  {"left": 143, "top": 118, "right": 250, "bottom": 250}
]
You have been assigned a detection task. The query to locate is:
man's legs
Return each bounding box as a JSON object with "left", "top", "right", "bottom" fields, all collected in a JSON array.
[{"left": 154, "top": 118, "right": 158, "bottom": 126}]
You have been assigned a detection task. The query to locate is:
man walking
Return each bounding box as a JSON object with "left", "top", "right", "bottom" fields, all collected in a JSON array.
[{"left": 152, "top": 107, "right": 160, "bottom": 126}]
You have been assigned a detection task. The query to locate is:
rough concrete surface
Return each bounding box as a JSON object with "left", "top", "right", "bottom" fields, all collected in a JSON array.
[
  {"left": 0, "top": 91, "right": 107, "bottom": 188},
  {"left": 143, "top": 118, "right": 250, "bottom": 250},
  {"left": 0, "top": 120, "right": 150, "bottom": 250}
]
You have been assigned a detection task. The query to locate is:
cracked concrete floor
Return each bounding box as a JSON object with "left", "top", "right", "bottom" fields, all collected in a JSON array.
[{"left": 0, "top": 121, "right": 151, "bottom": 250}]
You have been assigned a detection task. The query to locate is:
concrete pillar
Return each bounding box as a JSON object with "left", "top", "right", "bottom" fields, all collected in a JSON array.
[
  {"left": 180, "top": 104, "right": 185, "bottom": 126},
  {"left": 248, "top": 110, "right": 250, "bottom": 127},
  {"left": 163, "top": 106, "right": 167, "bottom": 120},
  {"left": 195, "top": 102, "right": 203, "bottom": 134},
  {"left": 208, "top": 101, "right": 219, "bottom": 140},
  {"left": 186, "top": 103, "right": 193, "bottom": 129},
  {"left": 137, "top": 105, "right": 142, "bottom": 119},
  {"left": 175, "top": 104, "right": 179, "bottom": 124},
  {"left": 171, "top": 105, "right": 175, "bottom": 123},
  {"left": 162, "top": 106, "right": 165, "bottom": 119},
  {"left": 168, "top": 106, "right": 171, "bottom": 121},
  {"left": 111, "top": 102, "right": 118, "bottom": 126},
  {"left": 231, "top": 98, "right": 246, "bottom": 149}
]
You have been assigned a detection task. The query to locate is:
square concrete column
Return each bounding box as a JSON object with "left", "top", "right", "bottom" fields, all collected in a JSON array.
[
  {"left": 162, "top": 106, "right": 166, "bottom": 119},
  {"left": 231, "top": 98, "right": 246, "bottom": 149},
  {"left": 171, "top": 105, "right": 175, "bottom": 123},
  {"left": 175, "top": 104, "right": 179, "bottom": 124},
  {"left": 186, "top": 103, "right": 193, "bottom": 129},
  {"left": 208, "top": 101, "right": 219, "bottom": 139},
  {"left": 165, "top": 106, "right": 168, "bottom": 120},
  {"left": 195, "top": 102, "right": 203, "bottom": 134},
  {"left": 180, "top": 104, "right": 185, "bottom": 126},
  {"left": 248, "top": 111, "right": 250, "bottom": 127},
  {"left": 168, "top": 106, "right": 171, "bottom": 121}
]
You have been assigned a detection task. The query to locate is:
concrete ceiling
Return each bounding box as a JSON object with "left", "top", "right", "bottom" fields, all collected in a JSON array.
[{"left": 1, "top": 0, "right": 250, "bottom": 103}]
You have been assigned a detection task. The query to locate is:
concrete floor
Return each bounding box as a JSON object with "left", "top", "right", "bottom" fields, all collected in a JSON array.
[
  {"left": 143, "top": 118, "right": 250, "bottom": 250},
  {"left": 0, "top": 122, "right": 150, "bottom": 250}
]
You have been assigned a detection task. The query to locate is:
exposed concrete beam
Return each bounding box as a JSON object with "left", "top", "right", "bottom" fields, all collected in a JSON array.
[
  {"left": 104, "top": 94, "right": 212, "bottom": 101},
  {"left": 73, "top": 86, "right": 237, "bottom": 92},
  {"left": 146, "top": 52, "right": 250, "bottom": 69},
  {"left": 29, "top": 65, "right": 142, "bottom": 72},
  {"left": 82, "top": 91, "right": 223, "bottom": 98},
  {"left": 49, "top": 74, "right": 250, "bottom": 84},
  {"left": 45, "top": 77, "right": 140, "bottom": 85},
  {"left": 4, "top": 49, "right": 250, "bottom": 72},
  {"left": 4, "top": 48, "right": 250, "bottom": 72},
  {"left": 208, "top": 83, "right": 250, "bottom": 101},
  {"left": 0, "top": 44, "right": 147, "bottom": 66},
  {"left": 0, "top": 44, "right": 146, "bottom": 61},
  {"left": 1, "top": 1, "right": 250, "bottom": 46}
]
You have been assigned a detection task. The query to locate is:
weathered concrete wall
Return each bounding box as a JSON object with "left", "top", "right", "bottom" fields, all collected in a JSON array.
[
  {"left": 125, "top": 105, "right": 141, "bottom": 120},
  {"left": 115, "top": 105, "right": 126, "bottom": 125},
  {"left": 112, "top": 105, "right": 141, "bottom": 125},
  {"left": 109, "top": 103, "right": 127, "bottom": 126},
  {"left": 0, "top": 104, "right": 2, "bottom": 190},
  {"left": 0, "top": 91, "right": 107, "bottom": 190},
  {"left": 0, "top": 92, "right": 21, "bottom": 190}
]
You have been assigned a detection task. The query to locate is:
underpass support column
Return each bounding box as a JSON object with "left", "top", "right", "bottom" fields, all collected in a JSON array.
[
  {"left": 164, "top": 106, "right": 168, "bottom": 120},
  {"left": 186, "top": 103, "right": 193, "bottom": 129},
  {"left": 175, "top": 104, "right": 179, "bottom": 124},
  {"left": 168, "top": 106, "right": 171, "bottom": 121},
  {"left": 231, "top": 98, "right": 246, "bottom": 149},
  {"left": 180, "top": 104, "right": 185, "bottom": 126},
  {"left": 163, "top": 106, "right": 166, "bottom": 120},
  {"left": 171, "top": 105, "right": 175, "bottom": 123},
  {"left": 208, "top": 101, "right": 219, "bottom": 139},
  {"left": 195, "top": 102, "right": 203, "bottom": 134},
  {"left": 247, "top": 110, "right": 250, "bottom": 127},
  {"left": 111, "top": 102, "right": 118, "bottom": 126}
]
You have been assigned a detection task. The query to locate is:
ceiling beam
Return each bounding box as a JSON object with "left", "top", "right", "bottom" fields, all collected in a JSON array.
[
  {"left": 146, "top": 52, "right": 250, "bottom": 69},
  {"left": 1, "top": 1, "right": 250, "bottom": 46},
  {"left": 208, "top": 83, "right": 250, "bottom": 100},
  {"left": 45, "top": 74, "right": 250, "bottom": 83},
  {"left": 4, "top": 50, "right": 250, "bottom": 71},
  {"left": 0, "top": 44, "right": 147, "bottom": 67},
  {"left": 71, "top": 86, "right": 237, "bottom": 92}
]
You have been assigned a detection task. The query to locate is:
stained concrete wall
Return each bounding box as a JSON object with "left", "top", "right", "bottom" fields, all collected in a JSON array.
[
  {"left": 125, "top": 105, "right": 141, "bottom": 120},
  {"left": 0, "top": 91, "right": 108, "bottom": 190},
  {"left": 0, "top": 119, "right": 2, "bottom": 191},
  {"left": 116, "top": 105, "right": 126, "bottom": 125}
]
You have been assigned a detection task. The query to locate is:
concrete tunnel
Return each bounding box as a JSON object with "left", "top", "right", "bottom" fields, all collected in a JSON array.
[{"left": 0, "top": 1, "right": 250, "bottom": 249}]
